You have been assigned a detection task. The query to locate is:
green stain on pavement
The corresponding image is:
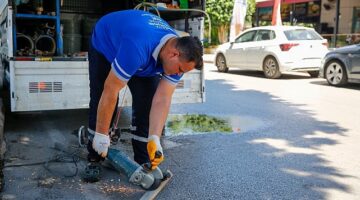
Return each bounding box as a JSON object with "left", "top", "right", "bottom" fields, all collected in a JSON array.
[{"left": 167, "top": 114, "right": 233, "bottom": 134}]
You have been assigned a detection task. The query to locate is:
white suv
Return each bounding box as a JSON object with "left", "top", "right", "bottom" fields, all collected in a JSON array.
[{"left": 214, "top": 26, "right": 329, "bottom": 78}]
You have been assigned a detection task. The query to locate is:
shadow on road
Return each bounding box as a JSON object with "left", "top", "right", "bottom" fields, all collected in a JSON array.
[
  {"left": 311, "top": 80, "right": 360, "bottom": 90},
  {"left": 2, "top": 108, "right": 144, "bottom": 200},
  {"left": 210, "top": 69, "right": 313, "bottom": 80},
  {"left": 2, "top": 76, "right": 354, "bottom": 200},
  {"left": 162, "top": 78, "right": 351, "bottom": 200}
]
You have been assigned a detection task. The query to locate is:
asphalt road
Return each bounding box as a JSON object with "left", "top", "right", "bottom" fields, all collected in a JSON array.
[{"left": 2, "top": 62, "right": 360, "bottom": 200}]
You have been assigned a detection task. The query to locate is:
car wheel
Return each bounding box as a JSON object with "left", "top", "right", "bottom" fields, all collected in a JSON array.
[
  {"left": 308, "top": 71, "right": 319, "bottom": 78},
  {"left": 263, "top": 56, "right": 281, "bottom": 79},
  {"left": 215, "top": 54, "right": 228, "bottom": 73},
  {"left": 325, "top": 61, "right": 348, "bottom": 86}
]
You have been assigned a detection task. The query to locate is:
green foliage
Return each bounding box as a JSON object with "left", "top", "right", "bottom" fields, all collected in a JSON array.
[
  {"left": 206, "top": 0, "right": 257, "bottom": 26},
  {"left": 206, "top": 0, "right": 234, "bottom": 26},
  {"left": 167, "top": 114, "right": 233, "bottom": 134},
  {"left": 259, "top": 21, "right": 271, "bottom": 26},
  {"left": 246, "top": 0, "right": 256, "bottom": 24},
  {"left": 205, "top": 0, "right": 257, "bottom": 45}
]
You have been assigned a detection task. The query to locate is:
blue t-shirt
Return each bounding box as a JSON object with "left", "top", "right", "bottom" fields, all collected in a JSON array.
[{"left": 92, "top": 10, "right": 182, "bottom": 85}]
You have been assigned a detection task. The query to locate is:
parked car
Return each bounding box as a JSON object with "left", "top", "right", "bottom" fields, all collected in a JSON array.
[
  {"left": 214, "top": 26, "right": 329, "bottom": 78},
  {"left": 320, "top": 44, "right": 360, "bottom": 86}
]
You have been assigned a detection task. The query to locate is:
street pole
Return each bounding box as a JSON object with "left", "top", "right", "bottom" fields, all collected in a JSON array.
[
  {"left": 334, "top": 0, "right": 340, "bottom": 47},
  {"left": 255, "top": 8, "right": 259, "bottom": 27},
  {"left": 290, "top": 4, "right": 294, "bottom": 26}
]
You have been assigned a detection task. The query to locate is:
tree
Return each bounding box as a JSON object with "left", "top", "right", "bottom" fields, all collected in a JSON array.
[
  {"left": 205, "top": 0, "right": 256, "bottom": 44},
  {"left": 206, "top": 0, "right": 234, "bottom": 44},
  {"left": 246, "top": 0, "right": 256, "bottom": 25}
]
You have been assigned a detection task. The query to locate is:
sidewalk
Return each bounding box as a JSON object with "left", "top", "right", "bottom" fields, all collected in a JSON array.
[{"left": 203, "top": 54, "right": 214, "bottom": 63}]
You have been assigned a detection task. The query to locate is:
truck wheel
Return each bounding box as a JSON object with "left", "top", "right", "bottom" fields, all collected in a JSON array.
[
  {"left": 216, "top": 54, "right": 228, "bottom": 72},
  {"left": 0, "top": 60, "right": 4, "bottom": 90},
  {"left": 0, "top": 97, "right": 4, "bottom": 191},
  {"left": 263, "top": 56, "right": 281, "bottom": 79},
  {"left": 325, "top": 61, "right": 347, "bottom": 86}
]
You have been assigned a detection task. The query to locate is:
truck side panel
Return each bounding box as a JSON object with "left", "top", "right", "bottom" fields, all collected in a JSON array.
[
  {"left": 2, "top": 1, "right": 206, "bottom": 112},
  {"left": 10, "top": 60, "right": 203, "bottom": 112},
  {"left": 11, "top": 61, "right": 89, "bottom": 111}
]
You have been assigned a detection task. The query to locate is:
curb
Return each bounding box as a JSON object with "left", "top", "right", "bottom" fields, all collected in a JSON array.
[{"left": 203, "top": 54, "right": 214, "bottom": 64}]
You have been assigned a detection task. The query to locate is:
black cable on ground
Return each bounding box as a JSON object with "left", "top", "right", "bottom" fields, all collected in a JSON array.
[
  {"left": 43, "top": 153, "right": 80, "bottom": 178},
  {"left": 4, "top": 149, "right": 81, "bottom": 178}
]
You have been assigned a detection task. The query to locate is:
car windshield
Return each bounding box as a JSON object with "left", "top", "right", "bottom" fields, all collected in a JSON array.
[{"left": 284, "top": 29, "right": 323, "bottom": 40}]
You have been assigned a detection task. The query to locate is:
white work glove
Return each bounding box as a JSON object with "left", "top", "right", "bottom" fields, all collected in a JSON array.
[
  {"left": 147, "top": 135, "right": 164, "bottom": 170},
  {"left": 92, "top": 132, "right": 110, "bottom": 158}
]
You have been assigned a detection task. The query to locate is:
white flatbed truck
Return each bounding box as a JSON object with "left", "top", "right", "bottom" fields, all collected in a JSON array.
[{"left": 0, "top": 0, "right": 206, "bottom": 112}]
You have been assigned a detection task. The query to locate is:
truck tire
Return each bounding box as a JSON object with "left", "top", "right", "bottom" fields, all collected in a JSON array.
[
  {"left": 0, "top": 98, "right": 5, "bottom": 191},
  {"left": 0, "top": 60, "right": 3, "bottom": 90}
]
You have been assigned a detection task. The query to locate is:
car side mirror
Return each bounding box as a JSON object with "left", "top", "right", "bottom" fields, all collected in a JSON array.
[{"left": 229, "top": 41, "right": 235, "bottom": 49}]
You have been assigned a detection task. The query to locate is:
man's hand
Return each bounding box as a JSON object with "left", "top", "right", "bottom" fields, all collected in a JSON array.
[
  {"left": 147, "top": 135, "right": 164, "bottom": 170},
  {"left": 92, "top": 132, "right": 110, "bottom": 158}
]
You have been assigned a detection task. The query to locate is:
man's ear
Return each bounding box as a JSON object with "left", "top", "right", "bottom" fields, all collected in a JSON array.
[{"left": 170, "top": 48, "right": 180, "bottom": 58}]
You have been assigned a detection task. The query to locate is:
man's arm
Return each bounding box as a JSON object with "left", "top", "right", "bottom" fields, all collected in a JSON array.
[
  {"left": 96, "top": 70, "right": 127, "bottom": 135},
  {"left": 149, "top": 79, "right": 177, "bottom": 137},
  {"left": 146, "top": 79, "right": 176, "bottom": 169}
]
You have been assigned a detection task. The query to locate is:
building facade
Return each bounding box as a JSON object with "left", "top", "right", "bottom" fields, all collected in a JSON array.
[
  {"left": 256, "top": 0, "right": 322, "bottom": 28},
  {"left": 255, "top": 0, "right": 360, "bottom": 46},
  {"left": 321, "top": 0, "right": 360, "bottom": 34}
]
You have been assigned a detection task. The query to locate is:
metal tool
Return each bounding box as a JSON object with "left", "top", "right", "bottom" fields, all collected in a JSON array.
[
  {"left": 76, "top": 86, "right": 171, "bottom": 190},
  {"left": 107, "top": 148, "right": 169, "bottom": 190},
  {"left": 109, "top": 87, "right": 128, "bottom": 145}
]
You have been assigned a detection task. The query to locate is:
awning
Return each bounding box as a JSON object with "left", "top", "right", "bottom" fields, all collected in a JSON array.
[{"left": 256, "top": 0, "right": 319, "bottom": 8}]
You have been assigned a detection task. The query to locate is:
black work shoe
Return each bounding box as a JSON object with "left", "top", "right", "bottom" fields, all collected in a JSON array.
[{"left": 82, "top": 162, "right": 102, "bottom": 183}]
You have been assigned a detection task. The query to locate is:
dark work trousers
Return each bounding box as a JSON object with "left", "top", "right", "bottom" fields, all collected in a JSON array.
[
  {"left": 127, "top": 76, "right": 161, "bottom": 165},
  {"left": 87, "top": 41, "right": 161, "bottom": 165}
]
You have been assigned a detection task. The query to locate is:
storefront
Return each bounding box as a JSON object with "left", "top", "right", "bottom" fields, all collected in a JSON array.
[
  {"left": 255, "top": 0, "right": 321, "bottom": 27},
  {"left": 352, "top": 7, "right": 360, "bottom": 33},
  {"left": 255, "top": 0, "right": 360, "bottom": 47}
]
